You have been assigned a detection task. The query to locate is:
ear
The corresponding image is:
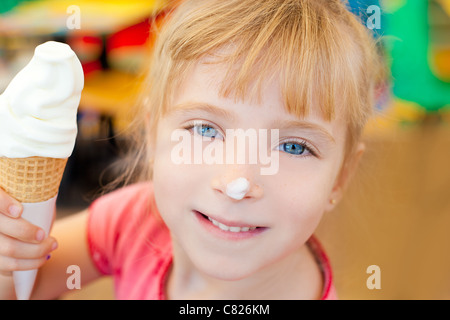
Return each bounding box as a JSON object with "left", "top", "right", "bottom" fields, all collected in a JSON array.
[{"left": 325, "top": 142, "right": 365, "bottom": 211}]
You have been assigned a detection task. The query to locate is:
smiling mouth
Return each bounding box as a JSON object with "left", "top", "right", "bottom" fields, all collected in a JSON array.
[
  {"left": 195, "top": 210, "right": 263, "bottom": 233},
  {"left": 207, "top": 216, "right": 257, "bottom": 232}
]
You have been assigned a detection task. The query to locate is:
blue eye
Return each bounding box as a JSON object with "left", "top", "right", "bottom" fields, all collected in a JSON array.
[
  {"left": 195, "top": 124, "right": 218, "bottom": 138},
  {"left": 278, "top": 140, "right": 317, "bottom": 157},
  {"left": 183, "top": 121, "right": 224, "bottom": 140},
  {"left": 281, "top": 142, "right": 306, "bottom": 155}
]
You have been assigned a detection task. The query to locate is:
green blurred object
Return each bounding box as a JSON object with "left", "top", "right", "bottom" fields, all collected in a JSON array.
[
  {"left": 0, "top": 0, "right": 20, "bottom": 14},
  {"left": 385, "top": 0, "right": 450, "bottom": 112},
  {"left": 0, "top": 0, "right": 35, "bottom": 14}
]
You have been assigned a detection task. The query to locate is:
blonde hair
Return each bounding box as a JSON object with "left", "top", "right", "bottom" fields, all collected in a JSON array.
[{"left": 113, "top": 0, "right": 385, "bottom": 187}]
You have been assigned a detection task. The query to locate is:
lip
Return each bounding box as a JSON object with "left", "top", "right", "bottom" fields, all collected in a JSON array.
[{"left": 192, "top": 210, "right": 267, "bottom": 240}]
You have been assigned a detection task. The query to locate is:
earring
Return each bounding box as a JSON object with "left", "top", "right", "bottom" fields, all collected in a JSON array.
[{"left": 330, "top": 199, "right": 336, "bottom": 205}]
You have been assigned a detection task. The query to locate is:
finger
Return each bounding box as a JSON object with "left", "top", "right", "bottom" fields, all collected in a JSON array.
[
  {"left": 0, "top": 270, "right": 12, "bottom": 277},
  {"left": 0, "top": 214, "right": 46, "bottom": 244},
  {"left": 0, "top": 255, "right": 49, "bottom": 273},
  {"left": 0, "top": 189, "right": 22, "bottom": 218},
  {"left": 0, "top": 233, "right": 57, "bottom": 259}
]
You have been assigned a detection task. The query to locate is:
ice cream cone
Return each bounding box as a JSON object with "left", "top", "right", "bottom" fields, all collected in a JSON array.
[
  {"left": 0, "top": 157, "right": 67, "bottom": 203},
  {"left": 0, "top": 157, "right": 67, "bottom": 299}
]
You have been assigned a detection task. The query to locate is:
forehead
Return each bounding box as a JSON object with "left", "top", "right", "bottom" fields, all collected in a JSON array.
[
  {"left": 168, "top": 59, "right": 346, "bottom": 125},
  {"left": 172, "top": 60, "right": 280, "bottom": 109}
]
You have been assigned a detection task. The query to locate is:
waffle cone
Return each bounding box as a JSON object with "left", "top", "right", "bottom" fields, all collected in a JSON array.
[{"left": 0, "top": 157, "right": 67, "bottom": 203}]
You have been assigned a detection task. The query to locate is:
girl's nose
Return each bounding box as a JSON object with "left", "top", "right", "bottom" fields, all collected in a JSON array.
[{"left": 211, "top": 176, "right": 263, "bottom": 200}]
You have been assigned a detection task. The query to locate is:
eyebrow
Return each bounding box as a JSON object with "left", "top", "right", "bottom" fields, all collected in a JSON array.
[
  {"left": 168, "top": 102, "right": 335, "bottom": 143},
  {"left": 271, "top": 119, "right": 336, "bottom": 144},
  {"left": 168, "top": 102, "right": 236, "bottom": 122}
]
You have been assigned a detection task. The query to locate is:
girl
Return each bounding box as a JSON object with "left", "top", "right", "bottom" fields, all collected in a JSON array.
[{"left": 0, "top": 0, "right": 384, "bottom": 299}]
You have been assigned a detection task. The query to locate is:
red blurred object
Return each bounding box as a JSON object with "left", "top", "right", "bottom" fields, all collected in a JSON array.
[
  {"left": 66, "top": 9, "right": 170, "bottom": 75},
  {"left": 81, "top": 60, "right": 103, "bottom": 75},
  {"left": 67, "top": 35, "right": 104, "bottom": 75},
  {"left": 107, "top": 19, "right": 151, "bottom": 52}
]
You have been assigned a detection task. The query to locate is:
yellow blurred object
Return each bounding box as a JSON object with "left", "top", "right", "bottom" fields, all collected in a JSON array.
[
  {"left": 431, "top": 0, "right": 450, "bottom": 81},
  {"left": 439, "top": 0, "right": 450, "bottom": 15},
  {"left": 364, "top": 99, "right": 427, "bottom": 135},
  {"left": 80, "top": 70, "right": 145, "bottom": 133},
  {"left": 430, "top": 47, "right": 450, "bottom": 81}
]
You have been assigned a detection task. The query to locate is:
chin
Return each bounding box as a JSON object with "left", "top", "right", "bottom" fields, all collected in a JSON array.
[{"left": 191, "top": 254, "right": 264, "bottom": 282}]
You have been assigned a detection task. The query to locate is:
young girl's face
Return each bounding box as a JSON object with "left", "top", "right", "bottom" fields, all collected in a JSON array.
[{"left": 152, "top": 61, "right": 349, "bottom": 281}]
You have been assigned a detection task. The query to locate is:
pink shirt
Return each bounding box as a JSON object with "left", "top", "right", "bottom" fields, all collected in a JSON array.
[{"left": 87, "top": 182, "right": 337, "bottom": 300}]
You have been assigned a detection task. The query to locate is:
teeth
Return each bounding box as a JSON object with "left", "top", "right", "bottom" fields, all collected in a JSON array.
[{"left": 208, "top": 217, "right": 256, "bottom": 232}]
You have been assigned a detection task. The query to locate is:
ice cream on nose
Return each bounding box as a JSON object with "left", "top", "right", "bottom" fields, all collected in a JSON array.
[{"left": 226, "top": 177, "right": 250, "bottom": 200}]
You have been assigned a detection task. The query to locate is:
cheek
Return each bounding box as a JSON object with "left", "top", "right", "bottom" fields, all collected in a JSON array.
[
  {"left": 152, "top": 132, "right": 211, "bottom": 226},
  {"left": 274, "top": 189, "right": 325, "bottom": 251},
  {"left": 276, "top": 159, "right": 337, "bottom": 204},
  {"left": 270, "top": 160, "right": 337, "bottom": 233},
  {"left": 276, "top": 187, "right": 325, "bottom": 233},
  {"left": 152, "top": 131, "right": 190, "bottom": 219}
]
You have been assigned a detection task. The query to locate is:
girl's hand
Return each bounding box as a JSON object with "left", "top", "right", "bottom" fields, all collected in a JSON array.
[{"left": 0, "top": 189, "right": 57, "bottom": 276}]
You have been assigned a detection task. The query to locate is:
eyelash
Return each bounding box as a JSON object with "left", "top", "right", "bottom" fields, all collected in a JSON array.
[
  {"left": 182, "top": 120, "right": 318, "bottom": 158},
  {"left": 182, "top": 120, "right": 224, "bottom": 139}
]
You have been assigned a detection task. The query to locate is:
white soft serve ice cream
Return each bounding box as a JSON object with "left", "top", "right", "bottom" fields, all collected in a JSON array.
[
  {"left": 0, "top": 41, "right": 84, "bottom": 158},
  {"left": 226, "top": 177, "right": 250, "bottom": 200}
]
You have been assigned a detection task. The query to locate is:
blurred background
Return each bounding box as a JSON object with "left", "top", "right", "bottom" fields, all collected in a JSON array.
[{"left": 0, "top": 0, "right": 449, "bottom": 300}]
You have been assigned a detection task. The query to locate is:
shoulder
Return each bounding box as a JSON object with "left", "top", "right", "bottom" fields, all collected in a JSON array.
[
  {"left": 91, "top": 182, "right": 154, "bottom": 211},
  {"left": 89, "top": 182, "right": 155, "bottom": 226},
  {"left": 87, "top": 181, "right": 168, "bottom": 276}
]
